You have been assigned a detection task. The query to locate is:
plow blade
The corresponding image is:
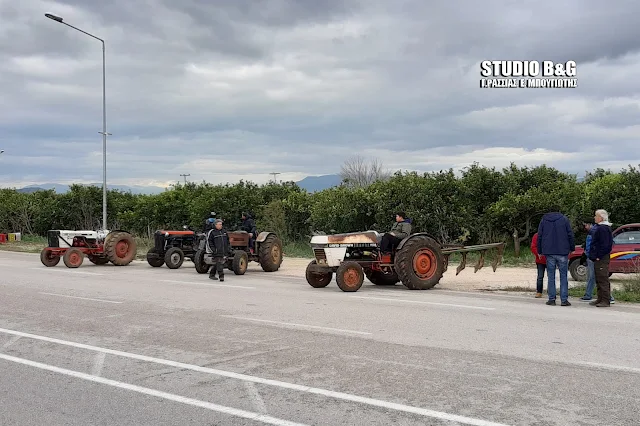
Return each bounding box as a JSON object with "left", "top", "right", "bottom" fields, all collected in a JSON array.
[{"left": 441, "top": 242, "right": 505, "bottom": 275}]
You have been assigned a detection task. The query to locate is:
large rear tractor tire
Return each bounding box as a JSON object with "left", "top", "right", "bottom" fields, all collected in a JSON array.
[
  {"left": 105, "top": 231, "right": 137, "bottom": 266},
  {"left": 88, "top": 255, "right": 110, "bottom": 265},
  {"left": 232, "top": 251, "right": 249, "bottom": 275},
  {"left": 395, "top": 235, "right": 444, "bottom": 290},
  {"left": 365, "top": 269, "right": 399, "bottom": 285},
  {"left": 193, "top": 249, "right": 210, "bottom": 274},
  {"left": 63, "top": 248, "right": 84, "bottom": 268},
  {"left": 40, "top": 248, "right": 60, "bottom": 267},
  {"left": 336, "top": 261, "right": 364, "bottom": 292},
  {"left": 306, "top": 260, "right": 333, "bottom": 288},
  {"left": 164, "top": 247, "right": 185, "bottom": 269},
  {"left": 146, "top": 249, "right": 165, "bottom": 267},
  {"left": 258, "top": 234, "right": 283, "bottom": 272},
  {"left": 569, "top": 258, "right": 587, "bottom": 282}
]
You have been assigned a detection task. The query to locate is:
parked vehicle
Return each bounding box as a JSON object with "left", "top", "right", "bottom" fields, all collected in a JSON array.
[{"left": 569, "top": 223, "right": 640, "bottom": 281}]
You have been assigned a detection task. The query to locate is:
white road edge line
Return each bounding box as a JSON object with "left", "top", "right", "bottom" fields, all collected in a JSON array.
[
  {"left": 0, "top": 327, "right": 508, "bottom": 426},
  {"left": 161, "top": 280, "right": 255, "bottom": 290},
  {"left": 220, "top": 316, "right": 372, "bottom": 336},
  {"left": 39, "top": 292, "right": 123, "bottom": 304},
  {"left": 352, "top": 296, "right": 496, "bottom": 311},
  {"left": 29, "top": 268, "right": 104, "bottom": 276},
  {"left": 0, "top": 353, "right": 306, "bottom": 426}
]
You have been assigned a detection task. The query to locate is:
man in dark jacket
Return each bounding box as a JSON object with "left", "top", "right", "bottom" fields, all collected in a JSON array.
[
  {"left": 380, "top": 212, "right": 412, "bottom": 253},
  {"left": 206, "top": 219, "right": 230, "bottom": 281},
  {"left": 240, "top": 212, "right": 257, "bottom": 251},
  {"left": 537, "top": 211, "right": 575, "bottom": 306},
  {"left": 588, "top": 209, "right": 614, "bottom": 307}
]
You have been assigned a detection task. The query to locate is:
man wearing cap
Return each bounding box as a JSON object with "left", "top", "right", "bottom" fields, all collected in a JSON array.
[{"left": 206, "top": 219, "right": 230, "bottom": 281}]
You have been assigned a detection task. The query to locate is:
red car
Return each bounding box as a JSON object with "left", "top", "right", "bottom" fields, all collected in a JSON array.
[{"left": 569, "top": 223, "right": 640, "bottom": 281}]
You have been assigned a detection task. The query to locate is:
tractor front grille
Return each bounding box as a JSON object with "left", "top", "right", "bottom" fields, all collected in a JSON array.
[
  {"left": 154, "top": 233, "right": 165, "bottom": 251},
  {"left": 313, "top": 249, "right": 327, "bottom": 262},
  {"left": 47, "top": 231, "right": 60, "bottom": 248}
]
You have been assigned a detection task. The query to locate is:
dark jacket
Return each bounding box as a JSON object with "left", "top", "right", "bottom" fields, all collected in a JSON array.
[
  {"left": 206, "top": 228, "right": 229, "bottom": 257},
  {"left": 389, "top": 218, "right": 412, "bottom": 239},
  {"left": 241, "top": 215, "right": 257, "bottom": 235},
  {"left": 537, "top": 212, "right": 575, "bottom": 256},
  {"left": 589, "top": 223, "right": 613, "bottom": 260}
]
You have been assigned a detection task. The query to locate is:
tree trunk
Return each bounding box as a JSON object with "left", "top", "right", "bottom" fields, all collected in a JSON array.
[{"left": 512, "top": 229, "right": 521, "bottom": 257}]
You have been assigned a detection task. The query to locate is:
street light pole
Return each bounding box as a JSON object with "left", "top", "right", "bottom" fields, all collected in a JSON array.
[{"left": 45, "top": 13, "right": 110, "bottom": 231}]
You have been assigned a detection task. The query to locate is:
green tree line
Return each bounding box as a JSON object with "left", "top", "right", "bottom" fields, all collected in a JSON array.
[{"left": 1, "top": 163, "right": 639, "bottom": 255}]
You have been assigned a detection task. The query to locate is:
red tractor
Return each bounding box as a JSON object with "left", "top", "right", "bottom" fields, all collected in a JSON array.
[{"left": 40, "top": 229, "right": 137, "bottom": 268}]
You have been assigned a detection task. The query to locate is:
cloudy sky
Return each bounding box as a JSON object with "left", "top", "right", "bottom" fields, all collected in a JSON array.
[{"left": 1, "top": 0, "right": 639, "bottom": 189}]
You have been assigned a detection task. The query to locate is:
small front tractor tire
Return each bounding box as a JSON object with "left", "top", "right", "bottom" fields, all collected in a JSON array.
[
  {"left": 232, "top": 251, "right": 249, "bottom": 275},
  {"left": 105, "top": 231, "right": 137, "bottom": 266},
  {"left": 88, "top": 256, "right": 109, "bottom": 265},
  {"left": 395, "top": 235, "right": 444, "bottom": 290},
  {"left": 63, "top": 248, "right": 84, "bottom": 268},
  {"left": 336, "top": 261, "right": 365, "bottom": 292},
  {"left": 365, "top": 269, "right": 399, "bottom": 285},
  {"left": 305, "top": 260, "right": 333, "bottom": 288},
  {"left": 146, "top": 249, "right": 165, "bottom": 267},
  {"left": 164, "top": 247, "right": 185, "bottom": 269},
  {"left": 40, "top": 248, "right": 60, "bottom": 267},
  {"left": 258, "top": 233, "right": 283, "bottom": 272},
  {"left": 193, "top": 249, "right": 210, "bottom": 274}
]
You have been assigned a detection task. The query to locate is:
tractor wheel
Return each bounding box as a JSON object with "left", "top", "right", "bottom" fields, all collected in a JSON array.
[
  {"left": 105, "top": 232, "right": 137, "bottom": 266},
  {"left": 40, "top": 248, "right": 60, "bottom": 267},
  {"left": 88, "top": 256, "right": 109, "bottom": 265},
  {"left": 365, "top": 269, "right": 399, "bottom": 285},
  {"left": 305, "top": 260, "right": 333, "bottom": 288},
  {"left": 232, "top": 251, "right": 249, "bottom": 275},
  {"left": 569, "top": 259, "right": 587, "bottom": 281},
  {"left": 395, "top": 235, "right": 444, "bottom": 290},
  {"left": 258, "top": 233, "right": 283, "bottom": 272},
  {"left": 146, "top": 249, "right": 165, "bottom": 267},
  {"left": 164, "top": 247, "right": 185, "bottom": 269},
  {"left": 336, "top": 261, "right": 364, "bottom": 292},
  {"left": 63, "top": 248, "right": 84, "bottom": 268},
  {"left": 193, "top": 249, "right": 210, "bottom": 274}
]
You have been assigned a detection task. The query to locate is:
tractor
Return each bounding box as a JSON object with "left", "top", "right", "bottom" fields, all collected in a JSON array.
[
  {"left": 193, "top": 230, "right": 283, "bottom": 275},
  {"left": 305, "top": 230, "right": 505, "bottom": 292},
  {"left": 145, "top": 225, "right": 204, "bottom": 269},
  {"left": 40, "top": 229, "right": 137, "bottom": 268}
]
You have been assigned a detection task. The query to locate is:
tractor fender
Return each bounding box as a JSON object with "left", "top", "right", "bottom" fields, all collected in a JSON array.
[
  {"left": 256, "top": 231, "right": 274, "bottom": 243},
  {"left": 396, "top": 232, "right": 441, "bottom": 251}
]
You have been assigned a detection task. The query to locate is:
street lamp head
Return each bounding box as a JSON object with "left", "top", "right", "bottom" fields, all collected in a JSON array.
[{"left": 45, "top": 13, "right": 63, "bottom": 22}]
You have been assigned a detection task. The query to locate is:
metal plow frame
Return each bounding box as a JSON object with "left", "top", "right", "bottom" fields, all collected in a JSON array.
[{"left": 441, "top": 242, "right": 505, "bottom": 275}]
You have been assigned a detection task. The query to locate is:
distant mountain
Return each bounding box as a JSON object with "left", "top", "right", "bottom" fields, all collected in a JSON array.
[{"left": 296, "top": 174, "right": 342, "bottom": 192}]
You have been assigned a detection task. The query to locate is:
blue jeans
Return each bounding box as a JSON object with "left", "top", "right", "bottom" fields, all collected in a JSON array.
[
  {"left": 547, "top": 255, "right": 569, "bottom": 302},
  {"left": 584, "top": 258, "right": 614, "bottom": 301},
  {"left": 536, "top": 263, "right": 546, "bottom": 293}
]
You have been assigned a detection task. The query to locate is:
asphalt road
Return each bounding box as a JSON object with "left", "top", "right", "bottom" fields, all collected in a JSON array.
[{"left": 1, "top": 250, "right": 639, "bottom": 426}]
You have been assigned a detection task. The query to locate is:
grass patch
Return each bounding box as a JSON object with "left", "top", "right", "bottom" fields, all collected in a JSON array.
[
  {"left": 0, "top": 235, "right": 47, "bottom": 253},
  {"left": 283, "top": 240, "right": 312, "bottom": 258},
  {"left": 503, "top": 279, "right": 640, "bottom": 303}
]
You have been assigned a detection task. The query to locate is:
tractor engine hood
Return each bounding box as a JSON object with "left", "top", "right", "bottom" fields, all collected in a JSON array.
[{"left": 311, "top": 231, "right": 380, "bottom": 246}]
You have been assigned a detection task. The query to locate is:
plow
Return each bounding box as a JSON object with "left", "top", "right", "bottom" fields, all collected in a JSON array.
[{"left": 305, "top": 231, "right": 505, "bottom": 292}]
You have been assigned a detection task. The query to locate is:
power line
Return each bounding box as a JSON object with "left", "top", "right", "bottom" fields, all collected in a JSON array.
[
  {"left": 180, "top": 174, "right": 190, "bottom": 184},
  {"left": 270, "top": 172, "right": 280, "bottom": 183}
]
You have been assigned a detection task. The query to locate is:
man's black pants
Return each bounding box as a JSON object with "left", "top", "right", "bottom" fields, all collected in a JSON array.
[
  {"left": 594, "top": 255, "right": 611, "bottom": 304},
  {"left": 209, "top": 256, "right": 225, "bottom": 278},
  {"left": 380, "top": 233, "right": 402, "bottom": 252}
]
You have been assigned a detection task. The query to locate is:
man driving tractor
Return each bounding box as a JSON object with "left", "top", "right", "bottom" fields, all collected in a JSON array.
[
  {"left": 380, "top": 211, "right": 412, "bottom": 253},
  {"left": 240, "top": 212, "right": 257, "bottom": 251}
]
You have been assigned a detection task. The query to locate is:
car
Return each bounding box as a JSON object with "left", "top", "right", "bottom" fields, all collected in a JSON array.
[{"left": 569, "top": 223, "right": 640, "bottom": 281}]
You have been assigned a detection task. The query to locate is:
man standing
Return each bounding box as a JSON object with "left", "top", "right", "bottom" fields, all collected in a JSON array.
[
  {"left": 589, "top": 209, "right": 614, "bottom": 307},
  {"left": 206, "top": 219, "right": 230, "bottom": 281},
  {"left": 530, "top": 232, "right": 546, "bottom": 298},
  {"left": 537, "top": 211, "right": 575, "bottom": 306}
]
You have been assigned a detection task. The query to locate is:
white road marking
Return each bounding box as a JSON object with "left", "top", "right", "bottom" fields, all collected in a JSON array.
[
  {"left": 0, "top": 327, "right": 509, "bottom": 426},
  {"left": 0, "top": 353, "right": 306, "bottom": 426},
  {"left": 92, "top": 352, "right": 106, "bottom": 376},
  {"left": 221, "top": 316, "right": 372, "bottom": 336},
  {"left": 352, "top": 296, "right": 496, "bottom": 311},
  {"left": 161, "top": 280, "right": 255, "bottom": 289},
  {"left": 29, "top": 268, "right": 104, "bottom": 276},
  {"left": 39, "top": 292, "right": 122, "bottom": 304},
  {"left": 573, "top": 361, "right": 640, "bottom": 375},
  {"left": 2, "top": 335, "right": 21, "bottom": 349},
  {"left": 245, "top": 381, "right": 268, "bottom": 414}
]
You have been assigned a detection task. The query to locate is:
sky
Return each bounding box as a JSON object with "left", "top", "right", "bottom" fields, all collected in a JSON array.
[{"left": 1, "top": 0, "right": 640, "bottom": 189}]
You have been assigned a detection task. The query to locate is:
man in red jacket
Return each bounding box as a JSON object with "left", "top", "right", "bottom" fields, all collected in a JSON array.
[{"left": 531, "top": 232, "right": 546, "bottom": 298}]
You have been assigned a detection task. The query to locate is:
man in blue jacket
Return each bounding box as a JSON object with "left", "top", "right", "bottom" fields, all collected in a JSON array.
[
  {"left": 581, "top": 222, "right": 615, "bottom": 303},
  {"left": 588, "top": 209, "right": 614, "bottom": 307},
  {"left": 537, "top": 211, "right": 575, "bottom": 306}
]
